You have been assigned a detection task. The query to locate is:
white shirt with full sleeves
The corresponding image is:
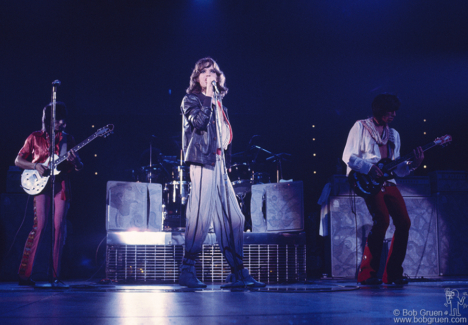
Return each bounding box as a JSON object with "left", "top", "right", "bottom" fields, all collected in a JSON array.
[{"left": 342, "top": 121, "right": 411, "bottom": 184}]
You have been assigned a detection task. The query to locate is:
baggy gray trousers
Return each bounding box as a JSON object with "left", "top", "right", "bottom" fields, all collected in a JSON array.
[{"left": 184, "top": 156, "right": 245, "bottom": 270}]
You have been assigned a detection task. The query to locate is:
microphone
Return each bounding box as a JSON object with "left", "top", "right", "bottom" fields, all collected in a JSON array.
[
  {"left": 211, "top": 80, "right": 219, "bottom": 94},
  {"left": 52, "top": 80, "right": 61, "bottom": 86}
]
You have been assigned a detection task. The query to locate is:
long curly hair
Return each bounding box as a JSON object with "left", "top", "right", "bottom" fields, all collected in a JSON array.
[
  {"left": 372, "top": 94, "right": 400, "bottom": 118},
  {"left": 186, "top": 57, "right": 228, "bottom": 97}
]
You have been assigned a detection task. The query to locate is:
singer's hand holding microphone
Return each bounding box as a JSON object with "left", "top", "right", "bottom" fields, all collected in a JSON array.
[{"left": 211, "top": 80, "right": 219, "bottom": 94}]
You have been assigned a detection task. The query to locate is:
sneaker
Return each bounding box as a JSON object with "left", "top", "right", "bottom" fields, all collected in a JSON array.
[
  {"left": 385, "top": 277, "right": 409, "bottom": 285},
  {"left": 240, "top": 269, "right": 266, "bottom": 287},
  {"left": 18, "top": 276, "right": 35, "bottom": 286},
  {"left": 360, "top": 277, "right": 383, "bottom": 285},
  {"left": 220, "top": 279, "right": 246, "bottom": 288},
  {"left": 179, "top": 265, "right": 207, "bottom": 288},
  {"left": 221, "top": 269, "right": 266, "bottom": 288},
  {"left": 51, "top": 279, "right": 69, "bottom": 288},
  {"left": 220, "top": 272, "right": 247, "bottom": 289}
]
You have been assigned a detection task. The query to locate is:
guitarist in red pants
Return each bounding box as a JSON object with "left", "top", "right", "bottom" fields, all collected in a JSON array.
[
  {"left": 342, "top": 94, "right": 424, "bottom": 285},
  {"left": 15, "top": 102, "right": 83, "bottom": 287}
]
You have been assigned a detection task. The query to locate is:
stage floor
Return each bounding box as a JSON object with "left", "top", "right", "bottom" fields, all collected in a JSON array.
[{"left": 1, "top": 277, "right": 468, "bottom": 324}]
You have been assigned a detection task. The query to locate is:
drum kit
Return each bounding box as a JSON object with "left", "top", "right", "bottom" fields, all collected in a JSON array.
[
  {"left": 131, "top": 152, "right": 189, "bottom": 230},
  {"left": 229, "top": 145, "right": 291, "bottom": 194},
  {"left": 131, "top": 137, "right": 291, "bottom": 231},
  {"left": 228, "top": 144, "right": 291, "bottom": 231}
]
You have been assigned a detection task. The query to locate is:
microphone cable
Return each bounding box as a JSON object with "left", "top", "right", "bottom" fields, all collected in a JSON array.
[{"left": 3, "top": 195, "right": 31, "bottom": 259}]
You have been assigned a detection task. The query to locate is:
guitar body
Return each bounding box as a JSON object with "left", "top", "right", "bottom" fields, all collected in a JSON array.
[
  {"left": 21, "top": 155, "right": 61, "bottom": 196},
  {"left": 348, "top": 158, "right": 394, "bottom": 198},
  {"left": 21, "top": 170, "right": 50, "bottom": 196}
]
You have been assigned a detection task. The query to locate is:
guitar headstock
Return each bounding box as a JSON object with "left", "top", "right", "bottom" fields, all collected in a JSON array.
[
  {"left": 434, "top": 134, "right": 452, "bottom": 147},
  {"left": 96, "top": 124, "right": 114, "bottom": 138}
]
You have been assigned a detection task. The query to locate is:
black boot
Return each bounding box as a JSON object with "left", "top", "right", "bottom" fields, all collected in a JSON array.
[{"left": 179, "top": 265, "right": 207, "bottom": 288}]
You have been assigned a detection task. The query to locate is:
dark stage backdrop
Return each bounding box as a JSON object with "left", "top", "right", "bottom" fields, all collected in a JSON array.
[{"left": 1, "top": 0, "right": 467, "bottom": 279}]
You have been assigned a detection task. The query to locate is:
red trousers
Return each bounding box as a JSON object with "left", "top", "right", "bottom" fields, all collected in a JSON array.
[
  {"left": 357, "top": 185, "right": 411, "bottom": 283},
  {"left": 18, "top": 187, "right": 69, "bottom": 280}
]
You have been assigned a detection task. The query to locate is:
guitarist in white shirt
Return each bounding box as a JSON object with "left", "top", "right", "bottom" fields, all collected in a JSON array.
[
  {"left": 342, "top": 94, "right": 424, "bottom": 285},
  {"left": 15, "top": 102, "right": 83, "bottom": 287}
]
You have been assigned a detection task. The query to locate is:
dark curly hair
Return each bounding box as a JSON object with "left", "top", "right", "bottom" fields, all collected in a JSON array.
[
  {"left": 186, "top": 57, "right": 228, "bottom": 97},
  {"left": 372, "top": 94, "right": 401, "bottom": 119},
  {"left": 42, "top": 102, "right": 68, "bottom": 132}
]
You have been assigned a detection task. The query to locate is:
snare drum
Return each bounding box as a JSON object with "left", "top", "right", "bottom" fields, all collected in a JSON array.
[
  {"left": 229, "top": 163, "right": 252, "bottom": 195},
  {"left": 138, "top": 165, "right": 165, "bottom": 183},
  {"left": 229, "top": 163, "right": 251, "bottom": 182},
  {"left": 171, "top": 166, "right": 190, "bottom": 182}
]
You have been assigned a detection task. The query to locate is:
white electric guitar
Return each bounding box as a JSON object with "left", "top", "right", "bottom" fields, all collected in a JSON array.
[{"left": 21, "top": 124, "right": 114, "bottom": 195}]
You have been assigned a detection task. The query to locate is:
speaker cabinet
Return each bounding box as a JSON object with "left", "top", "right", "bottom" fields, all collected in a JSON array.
[
  {"left": 431, "top": 171, "right": 468, "bottom": 276},
  {"left": 250, "top": 181, "right": 304, "bottom": 233},
  {"left": 329, "top": 195, "right": 439, "bottom": 278},
  {"left": 106, "top": 181, "right": 163, "bottom": 232}
]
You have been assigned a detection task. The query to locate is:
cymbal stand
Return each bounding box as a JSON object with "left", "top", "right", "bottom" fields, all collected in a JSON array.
[
  {"left": 266, "top": 152, "right": 291, "bottom": 182},
  {"left": 148, "top": 136, "right": 154, "bottom": 183},
  {"left": 177, "top": 108, "right": 187, "bottom": 229},
  {"left": 250, "top": 145, "right": 272, "bottom": 165}
]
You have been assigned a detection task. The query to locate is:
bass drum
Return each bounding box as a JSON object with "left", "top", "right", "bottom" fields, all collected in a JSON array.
[
  {"left": 163, "top": 180, "right": 190, "bottom": 230},
  {"left": 137, "top": 165, "right": 165, "bottom": 184},
  {"left": 228, "top": 163, "right": 252, "bottom": 195}
]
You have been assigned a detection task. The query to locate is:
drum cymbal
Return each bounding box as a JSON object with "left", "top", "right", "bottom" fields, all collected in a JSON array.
[
  {"left": 266, "top": 152, "right": 291, "bottom": 162},
  {"left": 231, "top": 151, "right": 246, "bottom": 157},
  {"left": 162, "top": 156, "right": 180, "bottom": 165}
]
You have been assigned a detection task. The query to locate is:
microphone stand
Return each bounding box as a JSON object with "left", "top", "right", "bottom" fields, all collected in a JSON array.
[
  {"left": 212, "top": 87, "right": 241, "bottom": 275},
  {"left": 49, "top": 82, "right": 58, "bottom": 285},
  {"left": 37, "top": 80, "right": 61, "bottom": 288},
  {"left": 213, "top": 92, "right": 228, "bottom": 209}
]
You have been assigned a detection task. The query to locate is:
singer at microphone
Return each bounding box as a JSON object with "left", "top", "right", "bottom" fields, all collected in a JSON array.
[{"left": 179, "top": 57, "right": 265, "bottom": 289}]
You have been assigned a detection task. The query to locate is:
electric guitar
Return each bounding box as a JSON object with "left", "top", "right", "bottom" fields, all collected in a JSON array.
[
  {"left": 21, "top": 124, "right": 114, "bottom": 195},
  {"left": 348, "top": 134, "right": 452, "bottom": 198}
]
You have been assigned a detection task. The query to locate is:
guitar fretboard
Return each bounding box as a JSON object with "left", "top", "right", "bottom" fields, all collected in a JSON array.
[
  {"left": 385, "top": 141, "right": 438, "bottom": 171},
  {"left": 53, "top": 128, "right": 109, "bottom": 166}
]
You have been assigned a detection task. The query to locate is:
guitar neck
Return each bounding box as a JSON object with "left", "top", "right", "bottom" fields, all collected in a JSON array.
[
  {"left": 386, "top": 141, "right": 437, "bottom": 171},
  {"left": 54, "top": 132, "right": 101, "bottom": 165}
]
